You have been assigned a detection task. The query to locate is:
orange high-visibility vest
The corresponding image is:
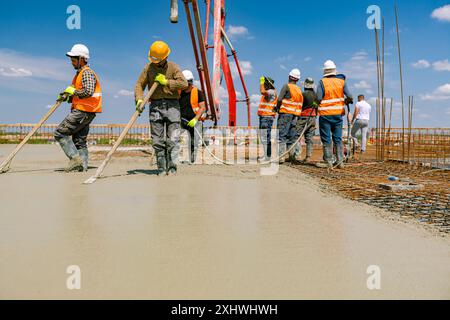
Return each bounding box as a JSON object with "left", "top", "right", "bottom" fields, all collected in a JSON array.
[
  {"left": 190, "top": 87, "right": 206, "bottom": 121},
  {"left": 71, "top": 66, "right": 102, "bottom": 113},
  {"left": 257, "top": 92, "right": 278, "bottom": 117},
  {"left": 319, "top": 77, "right": 345, "bottom": 116},
  {"left": 280, "top": 84, "right": 303, "bottom": 116}
]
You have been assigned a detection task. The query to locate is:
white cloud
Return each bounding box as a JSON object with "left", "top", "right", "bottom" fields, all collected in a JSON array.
[
  {"left": 231, "top": 60, "right": 253, "bottom": 76},
  {"left": 0, "top": 67, "right": 33, "bottom": 77},
  {"left": 431, "top": 5, "right": 450, "bottom": 22},
  {"left": 279, "top": 64, "right": 287, "bottom": 70},
  {"left": 304, "top": 57, "right": 312, "bottom": 62},
  {"left": 353, "top": 80, "right": 371, "bottom": 90},
  {"left": 114, "top": 89, "right": 134, "bottom": 98},
  {"left": 250, "top": 94, "right": 261, "bottom": 108},
  {"left": 0, "top": 49, "right": 69, "bottom": 82},
  {"left": 419, "top": 83, "right": 450, "bottom": 101},
  {"left": 432, "top": 59, "right": 450, "bottom": 72},
  {"left": 226, "top": 25, "right": 253, "bottom": 40},
  {"left": 412, "top": 59, "right": 431, "bottom": 69},
  {"left": 216, "top": 85, "right": 245, "bottom": 104},
  {"left": 340, "top": 51, "right": 377, "bottom": 83}
]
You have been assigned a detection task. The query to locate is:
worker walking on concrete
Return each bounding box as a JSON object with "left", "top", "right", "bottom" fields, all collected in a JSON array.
[
  {"left": 179, "top": 70, "right": 206, "bottom": 164},
  {"left": 257, "top": 76, "right": 277, "bottom": 161},
  {"left": 316, "top": 60, "right": 353, "bottom": 169},
  {"left": 54, "top": 44, "right": 102, "bottom": 172},
  {"left": 351, "top": 94, "right": 372, "bottom": 154},
  {"left": 294, "top": 77, "right": 319, "bottom": 164},
  {"left": 274, "top": 69, "right": 303, "bottom": 163},
  {"left": 135, "top": 41, "right": 188, "bottom": 175}
]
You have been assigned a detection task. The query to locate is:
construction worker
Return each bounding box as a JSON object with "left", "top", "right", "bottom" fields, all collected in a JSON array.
[
  {"left": 54, "top": 44, "right": 102, "bottom": 172},
  {"left": 274, "top": 68, "right": 303, "bottom": 163},
  {"left": 134, "top": 41, "right": 188, "bottom": 175},
  {"left": 179, "top": 70, "right": 206, "bottom": 164},
  {"left": 294, "top": 77, "right": 319, "bottom": 164},
  {"left": 351, "top": 94, "right": 372, "bottom": 154},
  {"left": 316, "top": 60, "right": 353, "bottom": 169},
  {"left": 258, "top": 76, "right": 277, "bottom": 161}
]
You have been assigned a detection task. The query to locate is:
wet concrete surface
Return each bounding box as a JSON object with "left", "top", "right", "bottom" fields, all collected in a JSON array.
[{"left": 0, "top": 145, "right": 449, "bottom": 299}]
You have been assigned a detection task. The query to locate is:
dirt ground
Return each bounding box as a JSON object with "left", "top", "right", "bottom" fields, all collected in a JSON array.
[{"left": 0, "top": 145, "right": 449, "bottom": 299}]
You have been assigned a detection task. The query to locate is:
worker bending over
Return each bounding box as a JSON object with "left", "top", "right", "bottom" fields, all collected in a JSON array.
[
  {"left": 134, "top": 41, "right": 188, "bottom": 175},
  {"left": 54, "top": 44, "right": 102, "bottom": 172}
]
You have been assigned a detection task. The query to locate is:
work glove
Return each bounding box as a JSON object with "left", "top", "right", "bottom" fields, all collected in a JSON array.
[
  {"left": 187, "top": 118, "right": 198, "bottom": 128},
  {"left": 259, "top": 76, "right": 266, "bottom": 85},
  {"left": 155, "top": 73, "right": 168, "bottom": 86},
  {"left": 345, "top": 97, "right": 354, "bottom": 105},
  {"left": 57, "top": 92, "right": 70, "bottom": 102},
  {"left": 135, "top": 99, "right": 144, "bottom": 114},
  {"left": 58, "top": 85, "right": 76, "bottom": 102},
  {"left": 64, "top": 86, "right": 76, "bottom": 96}
]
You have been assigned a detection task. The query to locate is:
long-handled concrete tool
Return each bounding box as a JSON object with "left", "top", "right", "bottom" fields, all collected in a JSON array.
[
  {"left": 83, "top": 83, "right": 159, "bottom": 184},
  {"left": 0, "top": 95, "right": 67, "bottom": 173}
]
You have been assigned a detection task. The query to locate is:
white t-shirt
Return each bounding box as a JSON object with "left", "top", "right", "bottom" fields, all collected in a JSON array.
[{"left": 355, "top": 100, "right": 371, "bottom": 120}]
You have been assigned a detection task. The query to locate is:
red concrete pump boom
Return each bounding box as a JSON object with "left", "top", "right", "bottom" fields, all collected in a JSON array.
[{"left": 180, "top": 0, "right": 251, "bottom": 127}]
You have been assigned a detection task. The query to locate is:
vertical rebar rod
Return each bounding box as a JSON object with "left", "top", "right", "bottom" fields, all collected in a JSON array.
[{"left": 395, "top": 5, "right": 406, "bottom": 162}]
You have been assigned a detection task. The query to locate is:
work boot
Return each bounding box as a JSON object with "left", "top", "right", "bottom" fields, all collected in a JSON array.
[
  {"left": 65, "top": 155, "right": 83, "bottom": 172},
  {"left": 167, "top": 167, "right": 177, "bottom": 175},
  {"left": 78, "top": 148, "right": 89, "bottom": 172},
  {"left": 167, "top": 151, "right": 178, "bottom": 174},
  {"left": 303, "top": 143, "right": 314, "bottom": 164},
  {"left": 156, "top": 154, "right": 167, "bottom": 176},
  {"left": 57, "top": 136, "right": 83, "bottom": 172},
  {"left": 57, "top": 136, "right": 79, "bottom": 159},
  {"left": 334, "top": 143, "right": 345, "bottom": 169},
  {"left": 315, "top": 144, "right": 333, "bottom": 168},
  {"left": 278, "top": 143, "right": 287, "bottom": 164}
]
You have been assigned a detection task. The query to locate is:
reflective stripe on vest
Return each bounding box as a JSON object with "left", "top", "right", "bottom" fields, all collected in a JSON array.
[
  {"left": 190, "top": 87, "right": 206, "bottom": 121},
  {"left": 258, "top": 93, "right": 278, "bottom": 117},
  {"left": 72, "top": 66, "right": 102, "bottom": 113},
  {"left": 319, "top": 77, "right": 345, "bottom": 116},
  {"left": 280, "top": 84, "right": 303, "bottom": 116}
]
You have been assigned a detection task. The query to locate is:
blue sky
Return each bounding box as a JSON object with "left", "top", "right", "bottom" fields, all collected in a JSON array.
[{"left": 0, "top": 0, "right": 449, "bottom": 127}]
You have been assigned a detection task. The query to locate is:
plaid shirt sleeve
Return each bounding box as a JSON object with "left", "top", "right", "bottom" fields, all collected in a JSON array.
[{"left": 74, "top": 69, "right": 96, "bottom": 98}]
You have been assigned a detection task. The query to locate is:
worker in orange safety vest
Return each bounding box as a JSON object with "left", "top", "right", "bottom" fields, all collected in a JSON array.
[
  {"left": 273, "top": 68, "right": 303, "bottom": 163},
  {"left": 257, "top": 76, "right": 277, "bottom": 162},
  {"left": 54, "top": 44, "right": 102, "bottom": 172},
  {"left": 315, "top": 60, "right": 353, "bottom": 169}
]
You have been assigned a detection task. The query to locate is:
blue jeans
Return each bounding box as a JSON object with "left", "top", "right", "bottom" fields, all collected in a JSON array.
[
  {"left": 278, "top": 113, "right": 298, "bottom": 145},
  {"left": 319, "top": 115, "right": 343, "bottom": 146},
  {"left": 259, "top": 116, "right": 275, "bottom": 158}
]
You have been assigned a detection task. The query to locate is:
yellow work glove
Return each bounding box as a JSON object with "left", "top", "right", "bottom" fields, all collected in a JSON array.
[
  {"left": 57, "top": 92, "right": 69, "bottom": 102},
  {"left": 135, "top": 99, "right": 144, "bottom": 114},
  {"left": 187, "top": 118, "right": 198, "bottom": 128},
  {"left": 64, "top": 85, "right": 76, "bottom": 96},
  {"left": 260, "top": 76, "right": 266, "bottom": 85},
  {"left": 155, "top": 73, "right": 168, "bottom": 86}
]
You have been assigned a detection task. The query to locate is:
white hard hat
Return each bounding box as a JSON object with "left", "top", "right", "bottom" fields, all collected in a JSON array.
[
  {"left": 323, "top": 60, "right": 337, "bottom": 76},
  {"left": 66, "top": 44, "right": 90, "bottom": 59},
  {"left": 182, "top": 70, "right": 194, "bottom": 82},
  {"left": 289, "top": 68, "right": 301, "bottom": 80},
  {"left": 323, "top": 60, "right": 337, "bottom": 70}
]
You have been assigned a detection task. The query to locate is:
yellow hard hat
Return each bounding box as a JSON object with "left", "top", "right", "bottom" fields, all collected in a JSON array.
[{"left": 148, "top": 41, "right": 171, "bottom": 63}]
